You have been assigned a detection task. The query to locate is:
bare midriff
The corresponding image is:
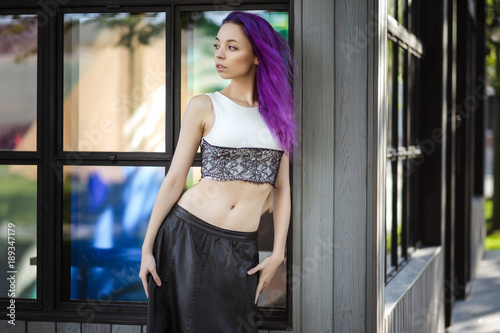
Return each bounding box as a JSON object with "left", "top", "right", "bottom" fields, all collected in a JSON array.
[{"left": 176, "top": 178, "right": 273, "bottom": 232}]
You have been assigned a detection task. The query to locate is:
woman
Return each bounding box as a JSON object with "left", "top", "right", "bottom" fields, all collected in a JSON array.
[{"left": 139, "top": 11, "right": 296, "bottom": 333}]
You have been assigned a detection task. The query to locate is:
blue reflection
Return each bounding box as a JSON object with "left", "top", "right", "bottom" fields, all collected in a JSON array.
[
  {"left": 70, "top": 166, "right": 164, "bottom": 301},
  {"left": 93, "top": 207, "right": 113, "bottom": 249},
  {"left": 88, "top": 172, "right": 108, "bottom": 210}
]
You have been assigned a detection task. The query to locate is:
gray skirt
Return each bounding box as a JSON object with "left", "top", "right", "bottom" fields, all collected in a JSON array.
[{"left": 147, "top": 203, "right": 260, "bottom": 333}]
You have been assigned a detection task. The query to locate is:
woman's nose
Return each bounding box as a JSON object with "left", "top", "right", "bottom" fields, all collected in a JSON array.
[{"left": 215, "top": 49, "right": 225, "bottom": 59}]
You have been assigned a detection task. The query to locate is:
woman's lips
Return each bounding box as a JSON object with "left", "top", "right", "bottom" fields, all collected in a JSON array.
[{"left": 216, "top": 64, "right": 226, "bottom": 72}]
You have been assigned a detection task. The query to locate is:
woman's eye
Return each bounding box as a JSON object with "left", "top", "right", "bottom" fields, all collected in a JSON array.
[
  {"left": 228, "top": 46, "right": 238, "bottom": 50},
  {"left": 213, "top": 44, "right": 219, "bottom": 49}
]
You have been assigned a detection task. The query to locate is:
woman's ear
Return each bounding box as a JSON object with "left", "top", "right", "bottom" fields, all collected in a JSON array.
[{"left": 255, "top": 58, "right": 259, "bottom": 65}]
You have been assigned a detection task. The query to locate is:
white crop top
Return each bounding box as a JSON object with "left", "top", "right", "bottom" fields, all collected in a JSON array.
[{"left": 200, "top": 92, "right": 284, "bottom": 187}]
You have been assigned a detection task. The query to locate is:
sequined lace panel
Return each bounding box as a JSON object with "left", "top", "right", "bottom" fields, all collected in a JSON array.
[{"left": 200, "top": 138, "right": 284, "bottom": 187}]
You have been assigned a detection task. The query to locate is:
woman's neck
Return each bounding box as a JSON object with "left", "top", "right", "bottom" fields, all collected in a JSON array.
[{"left": 223, "top": 80, "right": 258, "bottom": 108}]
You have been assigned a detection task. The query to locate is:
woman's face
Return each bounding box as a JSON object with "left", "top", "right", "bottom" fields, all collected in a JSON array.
[{"left": 214, "top": 22, "right": 258, "bottom": 81}]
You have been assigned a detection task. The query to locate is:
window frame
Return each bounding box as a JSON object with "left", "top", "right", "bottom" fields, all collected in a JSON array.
[
  {"left": 385, "top": 3, "right": 424, "bottom": 283},
  {"left": 0, "top": 2, "right": 293, "bottom": 330}
]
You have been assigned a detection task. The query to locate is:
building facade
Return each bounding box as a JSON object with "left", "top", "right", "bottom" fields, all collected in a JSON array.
[{"left": 0, "top": 0, "right": 487, "bottom": 332}]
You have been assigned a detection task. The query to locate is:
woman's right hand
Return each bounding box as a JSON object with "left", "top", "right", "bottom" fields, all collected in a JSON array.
[{"left": 139, "top": 251, "right": 162, "bottom": 299}]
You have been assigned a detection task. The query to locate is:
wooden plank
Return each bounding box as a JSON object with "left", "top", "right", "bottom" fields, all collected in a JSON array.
[
  {"left": 111, "top": 325, "right": 141, "bottom": 333},
  {"left": 57, "top": 322, "right": 81, "bottom": 333},
  {"left": 27, "top": 321, "right": 55, "bottom": 333},
  {"left": 299, "top": 0, "right": 335, "bottom": 331},
  {"left": 333, "top": 0, "right": 368, "bottom": 332},
  {"left": 0, "top": 320, "right": 26, "bottom": 333},
  {"left": 82, "top": 323, "right": 111, "bottom": 333}
]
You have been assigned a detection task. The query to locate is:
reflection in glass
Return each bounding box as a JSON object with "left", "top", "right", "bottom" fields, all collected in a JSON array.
[
  {"left": 398, "top": 47, "right": 405, "bottom": 147},
  {"left": 180, "top": 11, "right": 289, "bottom": 120},
  {"left": 0, "top": 15, "right": 37, "bottom": 151},
  {"left": 63, "top": 13, "right": 166, "bottom": 152},
  {"left": 63, "top": 165, "right": 165, "bottom": 301},
  {"left": 0, "top": 165, "right": 37, "bottom": 298},
  {"left": 386, "top": 40, "right": 394, "bottom": 274},
  {"left": 256, "top": 193, "right": 287, "bottom": 308},
  {"left": 398, "top": 0, "right": 406, "bottom": 25},
  {"left": 388, "top": 0, "right": 395, "bottom": 18},
  {"left": 184, "top": 166, "right": 202, "bottom": 192},
  {"left": 180, "top": 10, "right": 289, "bottom": 308},
  {"left": 397, "top": 47, "right": 405, "bottom": 258},
  {"left": 386, "top": 160, "right": 393, "bottom": 260},
  {"left": 387, "top": 41, "right": 393, "bottom": 148}
]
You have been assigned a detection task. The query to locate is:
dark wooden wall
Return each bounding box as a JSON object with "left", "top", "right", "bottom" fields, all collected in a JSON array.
[{"left": 292, "top": 0, "right": 386, "bottom": 331}]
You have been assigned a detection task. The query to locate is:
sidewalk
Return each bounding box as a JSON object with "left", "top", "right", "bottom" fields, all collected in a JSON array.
[{"left": 446, "top": 251, "right": 500, "bottom": 333}]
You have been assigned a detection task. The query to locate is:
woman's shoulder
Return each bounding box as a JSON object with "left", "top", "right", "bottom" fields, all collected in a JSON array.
[
  {"left": 185, "top": 94, "right": 214, "bottom": 118},
  {"left": 188, "top": 94, "right": 213, "bottom": 107}
]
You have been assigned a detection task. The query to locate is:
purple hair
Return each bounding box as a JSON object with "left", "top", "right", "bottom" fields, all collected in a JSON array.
[{"left": 222, "top": 11, "right": 297, "bottom": 157}]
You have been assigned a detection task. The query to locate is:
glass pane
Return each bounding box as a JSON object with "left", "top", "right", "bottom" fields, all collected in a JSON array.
[
  {"left": 63, "top": 165, "right": 165, "bottom": 301},
  {"left": 398, "top": 0, "right": 406, "bottom": 25},
  {"left": 398, "top": 47, "right": 405, "bottom": 147},
  {"left": 396, "top": 159, "right": 403, "bottom": 258},
  {"left": 180, "top": 10, "right": 289, "bottom": 120},
  {"left": 385, "top": 40, "right": 394, "bottom": 276},
  {"left": 387, "top": 40, "right": 393, "bottom": 148},
  {"left": 396, "top": 46, "right": 405, "bottom": 261},
  {"left": 184, "top": 167, "right": 286, "bottom": 307},
  {"left": 180, "top": 11, "right": 289, "bottom": 307},
  {"left": 0, "top": 165, "right": 37, "bottom": 299},
  {"left": 180, "top": 10, "right": 289, "bottom": 307},
  {"left": 63, "top": 13, "right": 166, "bottom": 152},
  {"left": 184, "top": 166, "right": 202, "bottom": 192},
  {"left": 385, "top": 160, "right": 394, "bottom": 274},
  {"left": 0, "top": 15, "right": 37, "bottom": 151},
  {"left": 388, "top": 0, "right": 396, "bottom": 18},
  {"left": 257, "top": 194, "right": 287, "bottom": 307}
]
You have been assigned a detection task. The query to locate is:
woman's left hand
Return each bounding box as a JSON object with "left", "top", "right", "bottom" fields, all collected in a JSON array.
[{"left": 247, "top": 254, "right": 284, "bottom": 304}]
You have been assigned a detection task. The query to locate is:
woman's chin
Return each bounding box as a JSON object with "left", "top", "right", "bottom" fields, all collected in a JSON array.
[{"left": 217, "top": 73, "right": 230, "bottom": 80}]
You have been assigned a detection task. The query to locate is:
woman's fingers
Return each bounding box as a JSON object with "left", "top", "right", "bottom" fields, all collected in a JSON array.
[
  {"left": 139, "top": 272, "right": 149, "bottom": 299},
  {"left": 254, "top": 283, "right": 262, "bottom": 304},
  {"left": 139, "top": 268, "right": 161, "bottom": 299},
  {"left": 150, "top": 267, "right": 162, "bottom": 287},
  {"left": 250, "top": 263, "right": 264, "bottom": 303},
  {"left": 247, "top": 262, "right": 262, "bottom": 275},
  {"left": 139, "top": 254, "right": 162, "bottom": 299},
  {"left": 248, "top": 256, "right": 269, "bottom": 275},
  {"left": 250, "top": 256, "right": 282, "bottom": 304},
  {"left": 254, "top": 278, "right": 270, "bottom": 304}
]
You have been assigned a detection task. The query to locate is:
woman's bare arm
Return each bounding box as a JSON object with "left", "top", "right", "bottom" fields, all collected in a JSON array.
[
  {"left": 139, "top": 95, "right": 212, "bottom": 297},
  {"left": 247, "top": 154, "right": 291, "bottom": 303}
]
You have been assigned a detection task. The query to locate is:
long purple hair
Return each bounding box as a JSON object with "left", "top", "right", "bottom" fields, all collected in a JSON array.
[{"left": 222, "top": 11, "right": 296, "bottom": 157}]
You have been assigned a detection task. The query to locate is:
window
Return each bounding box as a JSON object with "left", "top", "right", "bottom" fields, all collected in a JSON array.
[
  {"left": 179, "top": 9, "right": 290, "bottom": 309},
  {"left": 60, "top": 11, "right": 168, "bottom": 304},
  {"left": 0, "top": 14, "right": 39, "bottom": 303},
  {"left": 178, "top": 9, "right": 291, "bottom": 325},
  {"left": 0, "top": 3, "right": 292, "bottom": 329},
  {"left": 385, "top": 1, "right": 423, "bottom": 281}
]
